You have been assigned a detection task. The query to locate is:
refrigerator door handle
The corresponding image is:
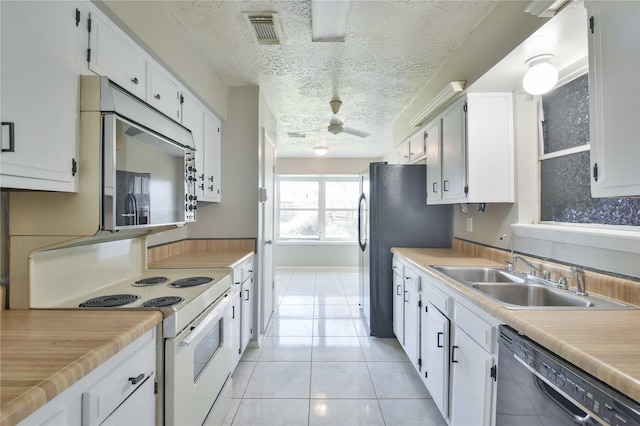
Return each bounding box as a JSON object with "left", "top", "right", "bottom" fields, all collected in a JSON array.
[{"left": 358, "top": 193, "right": 367, "bottom": 251}]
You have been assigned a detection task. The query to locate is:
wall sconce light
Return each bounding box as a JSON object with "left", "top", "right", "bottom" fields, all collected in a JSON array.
[
  {"left": 314, "top": 146, "right": 329, "bottom": 156},
  {"left": 523, "top": 54, "right": 558, "bottom": 95}
]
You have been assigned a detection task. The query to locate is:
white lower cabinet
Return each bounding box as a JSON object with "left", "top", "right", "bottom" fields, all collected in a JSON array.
[
  {"left": 241, "top": 270, "right": 254, "bottom": 351},
  {"left": 392, "top": 259, "right": 405, "bottom": 342},
  {"left": 19, "top": 328, "right": 157, "bottom": 426},
  {"left": 450, "top": 326, "right": 495, "bottom": 426},
  {"left": 230, "top": 287, "right": 242, "bottom": 369},
  {"left": 394, "top": 253, "right": 499, "bottom": 426},
  {"left": 393, "top": 257, "right": 421, "bottom": 370},
  {"left": 421, "top": 300, "right": 450, "bottom": 417}
]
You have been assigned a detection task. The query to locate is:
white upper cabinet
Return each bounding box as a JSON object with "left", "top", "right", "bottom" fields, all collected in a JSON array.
[
  {"left": 425, "top": 120, "right": 442, "bottom": 202},
  {"left": 440, "top": 99, "right": 467, "bottom": 202},
  {"left": 181, "top": 93, "right": 205, "bottom": 200},
  {"left": 88, "top": 12, "right": 146, "bottom": 100},
  {"left": 202, "top": 110, "right": 222, "bottom": 202},
  {"left": 587, "top": 1, "right": 640, "bottom": 197},
  {"left": 397, "top": 127, "right": 427, "bottom": 164},
  {"left": 147, "top": 63, "right": 182, "bottom": 121},
  {"left": 1, "top": 1, "right": 87, "bottom": 192},
  {"left": 427, "top": 93, "right": 514, "bottom": 205}
]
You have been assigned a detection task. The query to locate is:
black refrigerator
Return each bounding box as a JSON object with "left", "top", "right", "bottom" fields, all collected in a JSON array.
[{"left": 358, "top": 162, "right": 453, "bottom": 338}]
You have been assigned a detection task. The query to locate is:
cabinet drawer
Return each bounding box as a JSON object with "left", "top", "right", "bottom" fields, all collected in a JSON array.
[
  {"left": 403, "top": 265, "right": 421, "bottom": 292},
  {"left": 423, "top": 283, "right": 449, "bottom": 315},
  {"left": 392, "top": 257, "right": 404, "bottom": 276},
  {"left": 455, "top": 302, "right": 494, "bottom": 353},
  {"left": 82, "top": 330, "right": 156, "bottom": 425},
  {"left": 241, "top": 260, "right": 254, "bottom": 284}
]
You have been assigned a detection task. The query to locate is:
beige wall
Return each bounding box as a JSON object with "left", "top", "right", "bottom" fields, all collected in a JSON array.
[
  {"left": 187, "top": 87, "right": 261, "bottom": 239},
  {"left": 95, "top": 0, "right": 228, "bottom": 120}
]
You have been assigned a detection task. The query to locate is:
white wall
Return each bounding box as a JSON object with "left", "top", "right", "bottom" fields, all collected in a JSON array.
[
  {"left": 393, "top": 2, "right": 547, "bottom": 146},
  {"left": 275, "top": 157, "right": 379, "bottom": 268},
  {"left": 277, "top": 243, "right": 358, "bottom": 268},
  {"left": 187, "top": 87, "right": 261, "bottom": 239}
]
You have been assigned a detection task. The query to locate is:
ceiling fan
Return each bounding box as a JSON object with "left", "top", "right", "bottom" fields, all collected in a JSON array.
[{"left": 288, "top": 99, "right": 370, "bottom": 139}]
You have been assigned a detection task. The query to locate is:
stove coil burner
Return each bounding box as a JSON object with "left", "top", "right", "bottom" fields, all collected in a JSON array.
[
  {"left": 79, "top": 294, "right": 140, "bottom": 308},
  {"left": 141, "top": 296, "right": 185, "bottom": 308},
  {"left": 169, "top": 276, "right": 214, "bottom": 288},
  {"left": 132, "top": 276, "right": 169, "bottom": 287}
]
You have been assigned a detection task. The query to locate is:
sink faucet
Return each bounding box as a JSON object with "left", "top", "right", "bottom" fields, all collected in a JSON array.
[
  {"left": 571, "top": 267, "right": 588, "bottom": 296},
  {"left": 512, "top": 256, "right": 539, "bottom": 277},
  {"left": 500, "top": 234, "right": 514, "bottom": 271}
]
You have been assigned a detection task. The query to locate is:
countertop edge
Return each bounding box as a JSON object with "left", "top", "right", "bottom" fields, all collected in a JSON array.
[{"left": 1, "top": 310, "right": 163, "bottom": 426}]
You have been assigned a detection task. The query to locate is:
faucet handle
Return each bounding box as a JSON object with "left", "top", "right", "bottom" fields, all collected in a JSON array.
[
  {"left": 557, "top": 275, "right": 573, "bottom": 290},
  {"left": 570, "top": 267, "right": 588, "bottom": 296}
]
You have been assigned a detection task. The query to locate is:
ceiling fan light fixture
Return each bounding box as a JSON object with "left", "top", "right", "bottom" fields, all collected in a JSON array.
[
  {"left": 311, "top": 0, "right": 351, "bottom": 42},
  {"left": 314, "top": 146, "right": 329, "bottom": 156},
  {"left": 523, "top": 54, "right": 558, "bottom": 95},
  {"left": 327, "top": 124, "right": 342, "bottom": 135}
]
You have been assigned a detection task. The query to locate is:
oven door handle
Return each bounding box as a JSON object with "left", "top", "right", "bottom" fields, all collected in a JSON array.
[
  {"left": 513, "top": 354, "right": 595, "bottom": 425},
  {"left": 180, "top": 295, "right": 229, "bottom": 347}
]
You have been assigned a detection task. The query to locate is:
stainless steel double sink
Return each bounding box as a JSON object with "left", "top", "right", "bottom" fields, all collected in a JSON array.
[{"left": 431, "top": 265, "right": 637, "bottom": 310}]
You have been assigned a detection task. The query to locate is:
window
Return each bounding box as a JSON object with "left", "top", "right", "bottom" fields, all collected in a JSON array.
[
  {"left": 539, "top": 73, "right": 640, "bottom": 226},
  {"left": 278, "top": 176, "right": 359, "bottom": 241}
]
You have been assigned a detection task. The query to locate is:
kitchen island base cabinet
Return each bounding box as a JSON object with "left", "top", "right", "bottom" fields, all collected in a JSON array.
[{"left": 18, "top": 328, "right": 157, "bottom": 426}]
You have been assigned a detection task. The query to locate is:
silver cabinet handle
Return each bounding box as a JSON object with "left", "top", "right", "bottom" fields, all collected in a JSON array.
[
  {"left": 396, "top": 284, "right": 402, "bottom": 296},
  {"left": 244, "top": 289, "right": 250, "bottom": 301},
  {"left": 443, "top": 180, "right": 450, "bottom": 192},
  {"left": 154, "top": 94, "right": 161, "bottom": 100},
  {"left": 432, "top": 182, "right": 438, "bottom": 193},
  {"left": 131, "top": 77, "right": 139, "bottom": 85},
  {"left": 265, "top": 240, "right": 273, "bottom": 245}
]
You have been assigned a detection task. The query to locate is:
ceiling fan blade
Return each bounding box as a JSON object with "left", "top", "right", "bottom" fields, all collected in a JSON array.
[
  {"left": 287, "top": 128, "right": 324, "bottom": 138},
  {"left": 341, "top": 126, "right": 370, "bottom": 138}
]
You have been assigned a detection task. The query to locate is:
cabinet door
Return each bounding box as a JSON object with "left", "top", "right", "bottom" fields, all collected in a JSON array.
[
  {"left": 241, "top": 276, "right": 253, "bottom": 351},
  {"left": 441, "top": 100, "right": 467, "bottom": 202},
  {"left": 147, "top": 63, "right": 182, "bottom": 122},
  {"left": 425, "top": 120, "right": 442, "bottom": 203},
  {"left": 421, "top": 302, "right": 449, "bottom": 418},
  {"left": 403, "top": 284, "right": 420, "bottom": 369},
  {"left": 231, "top": 290, "right": 242, "bottom": 368},
  {"left": 588, "top": 1, "right": 640, "bottom": 197},
  {"left": 1, "top": 1, "right": 85, "bottom": 192},
  {"left": 88, "top": 11, "right": 146, "bottom": 99},
  {"left": 450, "top": 327, "right": 494, "bottom": 426},
  {"left": 202, "top": 110, "right": 221, "bottom": 202},
  {"left": 397, "top": 140, "right": 411, "bottom": 164},
  {"left": 409, "top": 130, "right": 426, "bottom": 161},
  {"left": 392, "top": 266, "right": 404, "bottom": 343},
  {"left": 181, "top": 94, "right": 205, "bottom": 200}
]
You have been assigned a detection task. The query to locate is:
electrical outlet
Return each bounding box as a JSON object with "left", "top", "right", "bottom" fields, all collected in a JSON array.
[{"left": 466, "top": 218, "right": 473, "bottom": 232}]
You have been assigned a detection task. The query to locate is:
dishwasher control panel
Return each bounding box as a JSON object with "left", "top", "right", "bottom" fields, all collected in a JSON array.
[{"left": 500, "top": 326, "right": 640, "bottom": 426}]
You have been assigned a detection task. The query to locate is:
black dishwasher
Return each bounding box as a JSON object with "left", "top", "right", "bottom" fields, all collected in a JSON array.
[{"left": 496, "top": 325, "right": 640, "bottom": 426}]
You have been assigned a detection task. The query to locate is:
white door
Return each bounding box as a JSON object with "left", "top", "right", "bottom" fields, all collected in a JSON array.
[{"left": 260, "top": 129, "right": 276, "bottom": 335}]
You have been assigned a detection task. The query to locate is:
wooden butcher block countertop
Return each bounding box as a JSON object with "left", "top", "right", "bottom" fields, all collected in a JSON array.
[
  {"left": 392, "top": 247, "right": 640, "bottom": 403},
  {"left": 0, "top": 310, "right": 162, "bottom": 426}
]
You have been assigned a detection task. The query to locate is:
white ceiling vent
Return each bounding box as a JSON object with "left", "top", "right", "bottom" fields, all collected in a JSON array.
[{"left": 243, "top": 12, "right": 283, "bottom": 45}]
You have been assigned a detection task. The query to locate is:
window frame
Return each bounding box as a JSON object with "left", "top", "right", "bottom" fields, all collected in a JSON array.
[{"left": 276, "top": 175, "right": 360, "bottom": 242}]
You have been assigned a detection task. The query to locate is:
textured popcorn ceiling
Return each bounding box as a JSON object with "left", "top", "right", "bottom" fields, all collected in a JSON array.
[{"left": 164, "top": 0, "right": 498, "bottom": 158}]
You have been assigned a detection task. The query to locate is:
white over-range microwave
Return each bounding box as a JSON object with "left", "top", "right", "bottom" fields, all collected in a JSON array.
[{"left": 81, "top": 75, "right": 197, "bottom": 232}]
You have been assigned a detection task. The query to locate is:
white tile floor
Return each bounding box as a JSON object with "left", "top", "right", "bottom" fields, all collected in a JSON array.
[{"left": 222, "top": 268, "right": 448, "bottom": 426}]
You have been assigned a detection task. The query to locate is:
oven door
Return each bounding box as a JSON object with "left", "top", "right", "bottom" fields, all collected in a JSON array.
[{"left": 165, "top": 292, "right": 232, "bottom": 426}]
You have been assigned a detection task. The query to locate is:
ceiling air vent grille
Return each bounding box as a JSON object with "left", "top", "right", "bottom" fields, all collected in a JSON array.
[{"left": 244, "top": 13, "right": 283, "bottom": 45}]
